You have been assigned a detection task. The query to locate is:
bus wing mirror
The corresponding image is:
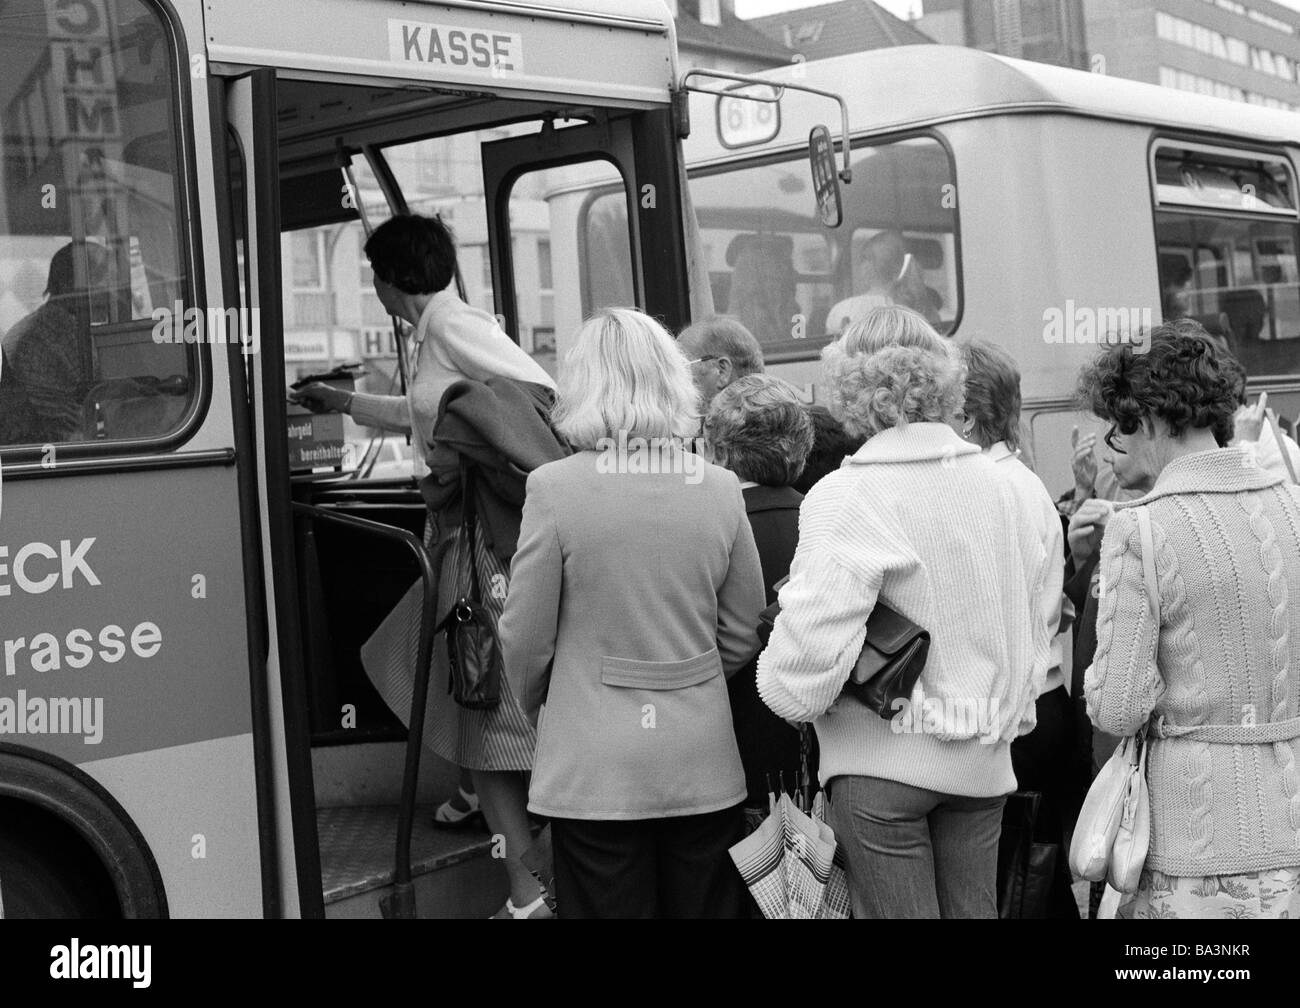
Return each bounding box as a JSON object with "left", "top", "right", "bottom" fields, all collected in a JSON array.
[{"left": 809, "top": 125, "right": 843, "bottom": 228}]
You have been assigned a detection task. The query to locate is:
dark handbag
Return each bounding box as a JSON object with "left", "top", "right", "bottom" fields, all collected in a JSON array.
[
  {"left": 757, "top": 578, "right": 930, "bottom": 721},
  {"left": 434, "top": 463, "right": 502, "bottom": 711},
  {"left": 997, "top": 790, "right": 1060, "bottom": 919}
]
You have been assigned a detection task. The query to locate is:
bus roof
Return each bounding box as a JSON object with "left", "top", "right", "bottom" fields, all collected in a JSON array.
[
  {"left": 688, "top": 44, "right": 1300, "bottom": 156},
  {"left": 206, "top": 0, "right": 676, "bottom": 107}
]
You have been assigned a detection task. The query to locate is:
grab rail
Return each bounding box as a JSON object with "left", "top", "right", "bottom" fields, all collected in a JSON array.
[{"left": 292, "top": 501, "right": 437, "bottom": 920}]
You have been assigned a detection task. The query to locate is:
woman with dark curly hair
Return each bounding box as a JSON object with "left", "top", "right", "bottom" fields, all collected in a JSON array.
[{"left": 1079, "top": 320, "right": 1300, "bottom": 919}]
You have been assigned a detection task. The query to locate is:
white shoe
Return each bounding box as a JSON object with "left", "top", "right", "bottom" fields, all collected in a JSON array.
[
  {"left": 490, "top": 894, "right": 553, "bottom": 919},
  {"left": 432, "top": 786, "right": 480, "bottom": 828}
]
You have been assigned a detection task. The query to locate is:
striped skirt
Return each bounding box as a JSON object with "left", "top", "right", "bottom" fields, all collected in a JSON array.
[{"left": 363, "top": 515, "right": 536, "bottom": 772}]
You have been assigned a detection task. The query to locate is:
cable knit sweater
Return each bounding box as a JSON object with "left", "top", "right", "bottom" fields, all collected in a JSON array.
[
  {"left": 757, "top": 423, "right": 1063, "bottom": 798},
  {"left": 1085, "top": 448, "right": 1300, "bottom": 876}
]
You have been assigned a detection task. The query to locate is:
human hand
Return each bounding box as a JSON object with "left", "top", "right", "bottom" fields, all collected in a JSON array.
[
  {"left": 1071, "top": 426, "right": 1098, "bottom": 497},
  {"left": 1233, "top": 392, "right": 1269, "bottom": 445},
  {"left": 1067, "top": 498, "right": 1113, "bottom": 567},
  {"left": 288, "top": 382, "right": 350, "bottom": 414}
]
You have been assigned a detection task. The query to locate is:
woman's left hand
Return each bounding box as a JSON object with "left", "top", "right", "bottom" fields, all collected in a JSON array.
[{"left": 289, "top": 382, "right": 351, "bottom": 414}]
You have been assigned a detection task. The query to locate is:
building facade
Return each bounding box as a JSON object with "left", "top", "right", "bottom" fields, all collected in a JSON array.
[
  {"left": 918, "top": 0, "right": 1091, "bottom": 69},
  {"left": 1083, "top": 0, "right": 1300, "bottom": 111}
]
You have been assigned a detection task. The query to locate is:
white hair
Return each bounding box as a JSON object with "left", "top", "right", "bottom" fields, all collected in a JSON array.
[{"left": 553, "top": 307, "right": 699, "bottom": 450}]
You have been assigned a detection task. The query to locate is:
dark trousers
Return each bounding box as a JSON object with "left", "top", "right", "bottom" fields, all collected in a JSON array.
[
  {"left": 550, "top": 804, "right": 746, "bottom": 919},
  {"left": 1010, "top": 685, "right": 1079, "bottom": 919}
]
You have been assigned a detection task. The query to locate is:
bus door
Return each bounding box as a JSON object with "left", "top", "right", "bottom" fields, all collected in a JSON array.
[
  {"left": 0, "top": 0, "right": 266, "bottom": 919},
  {"left": 220, "top": 67, "right": 325, "bottom": 919},
  {"left": 481, "top": 108, "right": 690, "bottom": 369}
]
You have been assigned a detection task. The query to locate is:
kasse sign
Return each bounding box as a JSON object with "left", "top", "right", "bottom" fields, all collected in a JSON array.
[{"left": 388, "top": 19, "right": 523, "bottom": 75}]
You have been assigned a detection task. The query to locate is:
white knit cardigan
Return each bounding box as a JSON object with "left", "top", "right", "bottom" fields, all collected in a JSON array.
[{"left": 757, "top": 423, "right": 1062, "bottom": 798}]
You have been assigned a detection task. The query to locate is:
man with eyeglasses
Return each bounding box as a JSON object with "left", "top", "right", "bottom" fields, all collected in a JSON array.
[{"left": 677, "top": 315, "right": 765, "bottom": 416}]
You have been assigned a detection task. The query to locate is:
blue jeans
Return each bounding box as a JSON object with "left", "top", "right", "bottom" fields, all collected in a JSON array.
[{"left": 826, "top": 775, "right": 1006, "bottom": 919}]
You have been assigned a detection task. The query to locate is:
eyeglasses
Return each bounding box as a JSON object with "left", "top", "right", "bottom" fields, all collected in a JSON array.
[
  {"left": 1103, "top": 423, "right": 1128, "bottom": 455},
  {"left": 684, "top": 355, "right": 718, "bottom": 368}
]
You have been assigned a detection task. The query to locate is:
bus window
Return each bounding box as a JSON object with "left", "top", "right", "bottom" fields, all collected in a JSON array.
[
  {"left": 1154, "top": 144, "right": 1300, "bottom": 379},
  {"left": 0, "top": 0, "right": 197, "bottom": 451},
  {"left": 686, "top": 135, "right": 959, "bottom": 359}
]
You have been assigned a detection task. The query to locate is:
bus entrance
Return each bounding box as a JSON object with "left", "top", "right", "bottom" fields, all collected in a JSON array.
[{"left": 1, "top": 0, "right": 687, "bottom": 918}]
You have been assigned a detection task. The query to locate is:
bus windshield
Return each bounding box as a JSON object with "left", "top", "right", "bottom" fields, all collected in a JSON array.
[{"left": 684, "top": 135, "right": 958, "bottom": 359}]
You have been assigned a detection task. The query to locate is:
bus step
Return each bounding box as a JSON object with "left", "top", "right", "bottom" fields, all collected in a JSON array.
[{"left": 318, "top": 805, "right": 507, "bottom": 918}]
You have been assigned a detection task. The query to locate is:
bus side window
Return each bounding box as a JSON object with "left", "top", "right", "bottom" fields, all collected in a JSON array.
[
  {"left": 1153, "top": 145, "right": 1300, "bottom": 379},
  {"left": 0, "top": 0, "right": 198, "bottom": 453}
]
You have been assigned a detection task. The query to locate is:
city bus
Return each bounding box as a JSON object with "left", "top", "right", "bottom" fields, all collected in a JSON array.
[
  {"left": 551, "top": 45, "right": 1300, "bottom": 494},
  {"left": 0, "top": 0, "right": 715, "bottom": 918}
]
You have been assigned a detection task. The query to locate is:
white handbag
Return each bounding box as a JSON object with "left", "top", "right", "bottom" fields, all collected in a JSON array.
[{"left": 1068, "top": 506, "right": 1159, "bottom": 911}]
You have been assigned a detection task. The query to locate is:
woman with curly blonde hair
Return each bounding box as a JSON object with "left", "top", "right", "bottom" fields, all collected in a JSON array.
[{"left": 757, "top": 305, "right": 1062, "bottom": 918}]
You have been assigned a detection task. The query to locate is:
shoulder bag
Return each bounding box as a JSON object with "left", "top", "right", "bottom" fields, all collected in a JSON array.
[
  {"left": 758, "top": 577, "right": 930, "bottom": 721},
  {"left": 434, "top": 461, "right": 503, "bottom": 710},
  {"left": 1068, "top": 507, "right": 1158, "bottom": 904}
]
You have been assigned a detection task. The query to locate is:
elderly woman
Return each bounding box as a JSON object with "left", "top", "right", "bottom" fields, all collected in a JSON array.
[
  {"left": 703, "top": 374, "right": 815, "bottom": 817},
  {"left": 499, "top": 307, "right": 765, "bottom": 919},
  {"left": 958, "top": 338, "right": 1072, "bottom": 917},
  {"left": 757, "top": 306, "right": 1061, "bottom": 919},
  {"left": 1080, "top": 321, "right": 1300, "bottom": 919}
]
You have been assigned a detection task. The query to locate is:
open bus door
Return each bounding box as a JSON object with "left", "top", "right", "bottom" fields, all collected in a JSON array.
[
  {"left": 481, "top": 107, "right": 691, "bottom": 359},
  {"left": 218, "top": 67, "right": 321, "bottom": 919}
]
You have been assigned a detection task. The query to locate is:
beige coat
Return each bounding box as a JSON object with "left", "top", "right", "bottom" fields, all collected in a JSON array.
[{"left": 500, "top": 448, "right": 765, "bottom": 820}]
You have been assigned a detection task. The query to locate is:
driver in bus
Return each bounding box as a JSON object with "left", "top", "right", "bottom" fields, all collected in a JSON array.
[
  {"left": 827, "top": 230, "right": 942, "bottom": 333},
  {"left": 1, "top": 241, "right": 110, "bottom": 444}
]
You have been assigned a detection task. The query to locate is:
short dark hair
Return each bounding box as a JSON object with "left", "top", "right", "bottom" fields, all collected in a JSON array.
[
  {"left": 960, "top": 339, "right": 1022, "bottom": 451},
  {"left": 791, "top": 404, "right": 865, "bottom": 495},
  {"left": 363, "top": 214, "right": 457, "bottom": 295},
  {"left": 1076, "top": 319, "right": 1240, "bottom": 447}
]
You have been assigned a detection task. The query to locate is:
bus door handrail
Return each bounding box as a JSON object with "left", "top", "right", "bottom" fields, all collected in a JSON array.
[
  {"left": 291, "top": 501, "right": 437, "bottom": 919},
  {"left": 677, "top": 68, "right": 853, "bottom": 184}
]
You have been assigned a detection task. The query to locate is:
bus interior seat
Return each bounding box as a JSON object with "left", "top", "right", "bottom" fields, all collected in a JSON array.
[
  {"left": 79, "top": 376, "right": 191, "bottom": 440},
  {"left": 725, "top": 233, "right": 800, "bottom": 345},
  {"left": 1189, "top": 311, "right": 1233, "bottom": 344},
  {"left": 1221, "top": 288, "right": 1266, "bottom": 342}
]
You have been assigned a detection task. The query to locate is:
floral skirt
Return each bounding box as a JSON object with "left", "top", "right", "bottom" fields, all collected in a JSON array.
[{"left": 1117, "top": 866, "right": 1300, "bottom": 919}]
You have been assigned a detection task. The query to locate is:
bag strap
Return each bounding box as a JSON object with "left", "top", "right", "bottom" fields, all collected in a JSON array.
[
  {"left": 1134, "top": 508, "right": 1159, "bottom": 625},
  {"left": 1268, "top": 413, "right": 1299, "bottom": 485},
  {"left": 1133, "top": 509, "right": 1159, "bottom": 752},
  {"left": 458, "top": 458, "right": 483, "bottom": 605}
]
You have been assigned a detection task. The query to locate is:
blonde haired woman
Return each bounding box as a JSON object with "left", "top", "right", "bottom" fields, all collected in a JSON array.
[
  {"left": 757, "top": 306, "right": 1061, "bottom": 918},
  {"left": 499, "top": 307, "right": 765, "bottom": 919}
]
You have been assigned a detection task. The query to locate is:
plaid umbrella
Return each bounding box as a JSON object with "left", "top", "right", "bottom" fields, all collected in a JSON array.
[{"left": 729, "top": 790, "right": 851, "bottom": 919}]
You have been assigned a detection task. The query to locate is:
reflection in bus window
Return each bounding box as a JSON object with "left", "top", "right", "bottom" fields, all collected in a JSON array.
[
  {"left": 512, "top": 160, "right": 633, "bottom": 381},
  {"left": 685, "top": 135, "right": 958, "bottom": 358},
  {"left": 0, "top": 0, "right": 196, "bottom": 450},
  {"left": 1154, "top": 149, "right": 1300, "bottom": 379}
]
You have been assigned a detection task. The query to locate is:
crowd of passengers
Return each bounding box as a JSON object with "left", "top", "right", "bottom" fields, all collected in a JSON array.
[{"left": 289, "top": 213, "right": 1300, "bottom": 920}]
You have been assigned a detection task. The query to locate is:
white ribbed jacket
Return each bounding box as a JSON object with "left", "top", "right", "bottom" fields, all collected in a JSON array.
[
  {"left": 757, "top": 423, "right": 1063, "bottom": 798},
  {"left": 1085, "top": 448, "right": 1300, "bottom": 876}
]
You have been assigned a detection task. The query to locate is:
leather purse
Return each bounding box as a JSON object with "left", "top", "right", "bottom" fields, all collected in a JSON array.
[
  {"left": 434, "top": 462, "right": 502, "bottom": 711},
  {"left": 758, "top": 577, "right": 930, "bottom": 720}
]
